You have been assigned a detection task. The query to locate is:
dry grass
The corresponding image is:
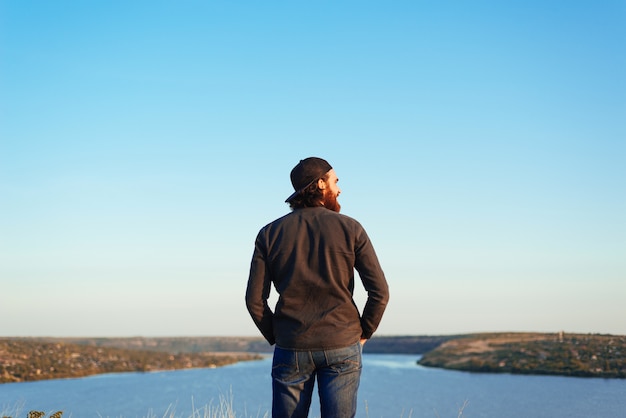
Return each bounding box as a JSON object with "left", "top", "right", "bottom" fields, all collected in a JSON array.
[{"left": 2, "top": 394, "right": 469, "bottom": 418}]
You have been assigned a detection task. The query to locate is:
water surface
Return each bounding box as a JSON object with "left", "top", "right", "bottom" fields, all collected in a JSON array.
[{"left": 1, "top": 354, "right": 625, "bottom": 417}]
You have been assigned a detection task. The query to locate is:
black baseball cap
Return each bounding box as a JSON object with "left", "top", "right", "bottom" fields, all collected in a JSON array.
[{"left": 285, "top": 157, "right": 333, "bottom": 202}]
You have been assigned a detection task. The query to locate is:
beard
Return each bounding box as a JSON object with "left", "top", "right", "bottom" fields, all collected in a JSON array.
[{"left": 322, "top": 189, "right": 341, "bottom": 213}]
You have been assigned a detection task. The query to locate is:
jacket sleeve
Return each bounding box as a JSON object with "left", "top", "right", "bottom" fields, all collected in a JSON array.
[
  {"left": 245, "top": 232, "right": 276, "bottom": 345},
  {"left": 354, "top": 227, "right": 390, "bottom": 339}
]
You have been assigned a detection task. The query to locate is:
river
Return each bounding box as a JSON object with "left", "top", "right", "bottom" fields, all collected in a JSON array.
[{"left": 1, "top": 354, "right": 625, "bottom": 417}]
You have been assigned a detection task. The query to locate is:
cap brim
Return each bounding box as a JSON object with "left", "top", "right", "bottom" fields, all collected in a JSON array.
[
  {"left": 285, "top": 171, "right": 330, "bottom": 203},
  {"left": 285, "top": 190, "right": 300, "bottom": 203}
]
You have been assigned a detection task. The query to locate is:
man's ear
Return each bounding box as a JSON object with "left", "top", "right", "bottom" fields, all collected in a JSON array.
[{"left": 317, "top": 178, "right": 326, "bottom": 190}]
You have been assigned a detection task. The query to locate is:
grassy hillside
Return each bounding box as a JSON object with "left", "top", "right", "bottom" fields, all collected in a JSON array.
[
  {"left": 418, "top": 332, "right": 626, "bottom": 378},
  {"left": 0, "top": 338, "right": 262, "bottom": 383}
]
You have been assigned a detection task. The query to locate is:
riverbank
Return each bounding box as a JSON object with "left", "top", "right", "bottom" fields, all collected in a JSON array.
[
  {"left": 0, "top": 339, "right": 262, "bottom": 383},
  {"left": 4, "top": 332, "right": 625, "bottom": 383},
  {"left": 418, "top": 332, "right": 626, "bottom": 378}
]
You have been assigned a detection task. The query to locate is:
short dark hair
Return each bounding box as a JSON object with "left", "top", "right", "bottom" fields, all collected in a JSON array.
[{"left": 288, "top": 172, "right": 330, "bottom": 210}]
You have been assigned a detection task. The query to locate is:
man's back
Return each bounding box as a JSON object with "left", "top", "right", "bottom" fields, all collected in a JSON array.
[{"left": 247, "top": 207, "right": 388, "bottom": 349}]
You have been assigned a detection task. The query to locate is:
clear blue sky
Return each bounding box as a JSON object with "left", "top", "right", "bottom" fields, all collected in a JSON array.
[{"left": 1, "top": 1, "right": 624, "bottom": 337}]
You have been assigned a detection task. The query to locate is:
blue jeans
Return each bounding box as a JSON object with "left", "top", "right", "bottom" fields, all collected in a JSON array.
[{"left": 271, "top": 342, "right": 362, "bottom": 418}]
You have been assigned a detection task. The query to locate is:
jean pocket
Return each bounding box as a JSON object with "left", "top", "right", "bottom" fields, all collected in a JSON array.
[
  {"left": 271, "top": 347, "right": 300, "bottom": 381},
  {"left": 327, "top": 344, "right": 362, "bottom": 374}
]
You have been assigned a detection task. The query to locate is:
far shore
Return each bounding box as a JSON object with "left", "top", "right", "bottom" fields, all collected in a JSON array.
[{"left": 2, "top": 332, "right": 625, "bottom": 382}]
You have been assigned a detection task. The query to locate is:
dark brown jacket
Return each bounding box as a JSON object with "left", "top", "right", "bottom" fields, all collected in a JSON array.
[{"left": 246, "top": 206, "right": 389, "bottom": 349}]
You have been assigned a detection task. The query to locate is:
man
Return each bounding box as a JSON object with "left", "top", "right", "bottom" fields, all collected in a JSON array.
[{"left": 246, "top": 157, "right": 390, "bottom": 418}]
